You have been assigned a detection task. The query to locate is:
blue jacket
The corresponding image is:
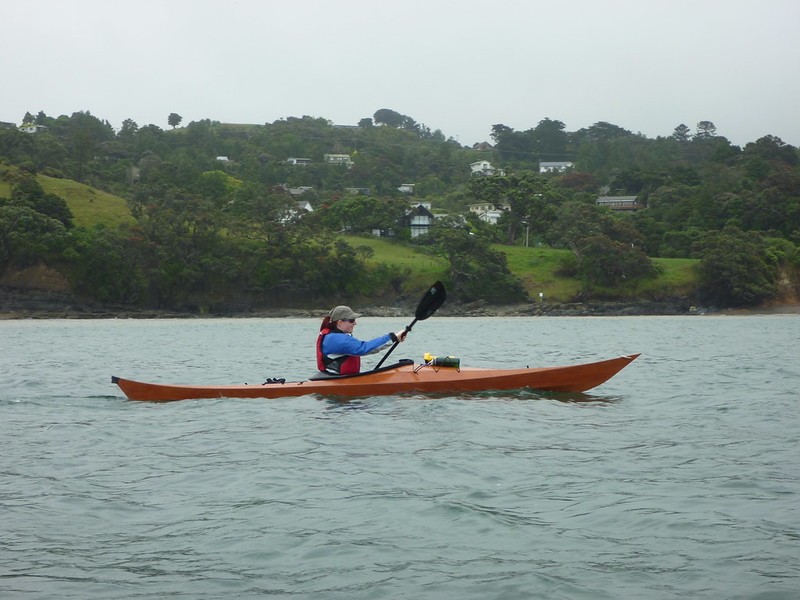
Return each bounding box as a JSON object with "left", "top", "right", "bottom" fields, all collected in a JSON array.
[{"left": 321, "top": 332, "right": 392, "bottom": 359}]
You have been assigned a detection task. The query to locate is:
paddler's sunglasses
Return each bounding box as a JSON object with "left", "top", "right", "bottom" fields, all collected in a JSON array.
[{"left": 342, "top": 318, "right": 356, "bottom": 323}]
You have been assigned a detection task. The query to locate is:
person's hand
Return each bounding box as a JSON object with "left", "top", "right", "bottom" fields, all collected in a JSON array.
[{"left": 396, "top": 329, "right": 408, "bottom": 342}]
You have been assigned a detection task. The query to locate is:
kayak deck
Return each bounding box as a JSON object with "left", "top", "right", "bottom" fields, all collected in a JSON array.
[{"left": 112, "top": 354, "right": 640, "bottom": 402}]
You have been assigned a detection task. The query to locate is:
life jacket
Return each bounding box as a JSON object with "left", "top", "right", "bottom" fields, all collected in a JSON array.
[{"left": 316, "top": 319, "right": 361, "bottom": 375}]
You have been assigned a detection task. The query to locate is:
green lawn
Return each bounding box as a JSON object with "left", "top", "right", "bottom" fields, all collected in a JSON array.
[
  {"left": 0, "top": 172, "right": 133, "bottom": 229},
  {"left": 494, "top": 245, "right": 582, "bottom": 302},
  {"left": 38, "top": 175, "right": 134, "bottom": 228},
  {"left": 340, "top": 235, "right": 448, "bottom": 288},
  {"left": 342, "top": 235, "right": 699, "bottom": 303}
]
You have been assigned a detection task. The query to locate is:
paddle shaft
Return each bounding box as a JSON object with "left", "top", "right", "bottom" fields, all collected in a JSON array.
[
  {"left": 372, "top": 281, "right": 446, "bottom": 370},
  {"left": 374, "top": 319, "right": 416, "bottom": 370}
]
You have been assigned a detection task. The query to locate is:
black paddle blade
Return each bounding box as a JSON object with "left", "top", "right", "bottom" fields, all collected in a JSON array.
[{"left": 415, "top": 281, "right": 446, "bottom": 321}]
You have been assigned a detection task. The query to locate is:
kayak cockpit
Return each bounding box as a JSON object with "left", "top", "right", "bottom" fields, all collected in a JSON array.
[{"left": 308, "top": 358, "right": 414, "bottom": 380}]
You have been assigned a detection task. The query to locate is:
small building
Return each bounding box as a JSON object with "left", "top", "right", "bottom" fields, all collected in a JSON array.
[
  {"left": 539, "top": 161, "right": 574, "bottom": 173},
  {"left": 287, "top": 157, "right": 312, "bottom": 166},
  {"left": 19, "top": 123, "right": 47, "bottom": 134},
  {"left": 469, "top": 160, "right": 504, "bottom": 176},
  {"left": 596, "top": 195, "right": 642, "bottom": 211},
  {"left": 404, "top": 203, "right": 435, "bottom": 238},
  {"left": 468, "top": 202, "right": 509, "bottom": 225},
  {"left": 397, "top": 183, "right": 415, "bottom": 194},
  {"left": 281, "top": 185, "right": 313, "bottom": 197},
  {"left": 324, "top": 153, "right": 354, "bottom": 167},
  {"left": 345, "top": 187, "right": 371, "bottom": 196}
]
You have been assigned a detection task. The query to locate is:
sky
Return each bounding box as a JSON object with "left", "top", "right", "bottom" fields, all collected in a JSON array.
[{"left": 3, "top": 0, "right": 800, "bottom": 148}]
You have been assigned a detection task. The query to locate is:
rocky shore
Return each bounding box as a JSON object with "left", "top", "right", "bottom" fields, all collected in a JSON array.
[{"left": 2, "top": 285, "right": 797, "bottom": 319}]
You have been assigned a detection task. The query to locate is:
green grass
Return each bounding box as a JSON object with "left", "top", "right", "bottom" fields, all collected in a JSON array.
[
  {"left": 0, "top": 167, "right": 699, "bottom": 303},
  {"left": 342, "top": 236, "right": 699, "bottom": 303},
  {"left": 494, "top": 245, "right": 582, "bottom": 302},
  {"left": 37, "top": 175, "right": 134, "bottom": 229},
  {"left": 0, "top": 172, "right": 134, "bottom": 229},
  {"left": 340, "top": 235, "right": 448, "bottom": 288}
]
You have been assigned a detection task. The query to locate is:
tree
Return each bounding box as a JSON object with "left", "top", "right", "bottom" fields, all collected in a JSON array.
[
  {"left": 575, "top": 234, "right": 658, "bottom": 287},
  {"left": 696, "top": 227, "right": 779, "bottom": 307},
  {"left": 529, "top": 117, "right": 568, "bottom": 158},
  {"left": 118, "top": 118, "right": 139, "bottom": 141},
  {"left": 469, "top": 172, "right": 555, "bottom": 244},
  {"left": 0, "top": 205, "right": 68, "bottom": 272},
  {"left": 64, "top": 111, "right": 115, "bottom": 181},
  {"left": 373, "top": 109, "right": 405, "bottom": 128},
  {"left": 413, "top": 221, "right": 527, "bottom": 303},
  {"left": 672, "top": 124, "right": 691, "bottom": 142},
  {"left": 168, "top": 113, "right": 183, "bottom": 129},
  {"left": 572, "top": 121, "right": 633, "bottom": 144},
  {"left": 694, "top": 121, "right": 717, "bottom": 140}
]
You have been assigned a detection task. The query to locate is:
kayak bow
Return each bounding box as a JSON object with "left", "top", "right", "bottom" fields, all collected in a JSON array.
[{"left": 112, "top": 353, "right": 640, "bottom": 402}]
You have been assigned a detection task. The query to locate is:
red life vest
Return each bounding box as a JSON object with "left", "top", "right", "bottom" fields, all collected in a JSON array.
[{"left": 316, "top": 326, "right": 361, "bottom": 375}]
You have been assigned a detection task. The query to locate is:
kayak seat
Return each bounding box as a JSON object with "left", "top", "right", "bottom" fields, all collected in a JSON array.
[{"left": 309, "top": 359, "right": 413, "bottom": 381}]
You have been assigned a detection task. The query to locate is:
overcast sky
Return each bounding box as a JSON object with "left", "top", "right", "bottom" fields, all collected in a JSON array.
[{"left": 4, "top": 0, "right": 799, "bottom": 148}]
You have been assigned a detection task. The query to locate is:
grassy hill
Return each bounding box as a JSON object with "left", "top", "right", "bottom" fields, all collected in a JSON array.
[
  {"left": 0, "top": 169, "right": 698, "bottom": 305},
  {"left": 342, "top": 235, "right": 699, "bottom": 303},
  {"left": 0, "top": 172, "right": 134, "bottom": 229},
  {"left": 37, "top": 175, "right": 135, "bottom": 228}
]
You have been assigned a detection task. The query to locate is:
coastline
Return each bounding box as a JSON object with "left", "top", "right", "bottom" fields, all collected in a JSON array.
[{"left": 1, "top": 286, "right": 798, "bottom": 319}]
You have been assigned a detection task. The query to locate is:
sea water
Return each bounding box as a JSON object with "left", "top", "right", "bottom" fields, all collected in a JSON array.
[{"left": 1, "top": 316, "right": 799, "bottom": 599}]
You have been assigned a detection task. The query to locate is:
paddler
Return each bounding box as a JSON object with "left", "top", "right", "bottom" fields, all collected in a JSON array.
[{"left": 316, "top": 305, "right": 407, "bottom": 375}]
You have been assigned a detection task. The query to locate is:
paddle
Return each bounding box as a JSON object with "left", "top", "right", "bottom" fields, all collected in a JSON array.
[{"left": 374, "top": 281, "right": 447, "bottom": 370}]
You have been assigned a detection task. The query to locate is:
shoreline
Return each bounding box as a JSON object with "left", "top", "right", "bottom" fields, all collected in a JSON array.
[{"left": 1, "top": 286, "right": 798, "bottom": 320}]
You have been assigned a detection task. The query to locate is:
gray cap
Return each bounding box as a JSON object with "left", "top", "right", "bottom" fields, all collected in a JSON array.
[{"left": 329, "top": 305, "right": 361, "bottom": 321}]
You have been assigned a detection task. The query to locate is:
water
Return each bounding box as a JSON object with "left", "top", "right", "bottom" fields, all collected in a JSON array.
[{"left": 1, "top": 316, "right": 799, "bottom": 599}]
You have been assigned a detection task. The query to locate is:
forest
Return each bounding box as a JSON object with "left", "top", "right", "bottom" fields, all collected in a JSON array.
[{"left": 1, "top": 107, "right": 799, "bottom": 311}]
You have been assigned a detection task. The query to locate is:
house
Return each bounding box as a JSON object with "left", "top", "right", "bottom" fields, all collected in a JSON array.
[
  {"left": 539, "top": 161, "right": 574, "bottom": 173},
  {"left": 287, "top": 157, "right": 312, "bottom": 166},
  {"left": 404, "top": 203, "right": 435, "bottom": 238},
  {"left": 345, "top": 187, "right": 371, "bottom": 196},
  {"left": 295, "top": 199, "right": 313, "bottom": 213},
  {"left": 397, "top": 183, "right": 415, "bottom": 194},
  {"left": 468, "top": 202, "right": 509, "bottom": 225},
  {"left": 279, "top": 198, "right": 314, "bottom": 223},
  {"left": 19, "top": 123, "right": 47, "bottom": 134},
  {"left": 216, "top": 156, "right": 229, "bottom": 162},
  {"left": 324, "top": 153, "right": 354, "bottom": 167},
  {"left": 469, "top": 160, "right": 504, "bottom": 176},
  {"left": 282, "top": 185, "right": 313, "bottom": 197},
  {"left": 596, "top": 195, "right": 642, "bottom": 211}
]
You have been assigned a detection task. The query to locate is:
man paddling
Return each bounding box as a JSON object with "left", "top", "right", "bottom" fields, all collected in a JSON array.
[{"left": 316, "top": 305, "right": 407, "bottom": 375}]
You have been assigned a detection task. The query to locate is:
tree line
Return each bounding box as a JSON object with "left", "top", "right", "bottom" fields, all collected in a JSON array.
[{"left": 1, "top": 108, "right": 799, "bottom": 309}]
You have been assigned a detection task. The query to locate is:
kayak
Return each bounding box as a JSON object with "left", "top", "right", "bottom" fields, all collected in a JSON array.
[{"left": 111, "top": 353, "right": 640, "bottom": 402}]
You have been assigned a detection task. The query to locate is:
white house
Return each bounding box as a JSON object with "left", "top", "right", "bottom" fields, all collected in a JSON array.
[
  {"left": 468, "top": 202, "right": 509, "bottom": 225},
  {"left": 324, "top": 153, "right": 354, "bottom": 167},
  {"left": 345, "top": 187, "right": 371, "bottom": 195},
  {"left": 596, "top": 195, "right": 642, "bottom": 211},
  {"left": 539, "top": 161, "right": 574, "bottom": 173},
  {"left": 469, "top": 160, "right": 504, "bottom": 176},
  {"left": 281, "top": 185, "right": 314, "bottom": 197},
  {"left": 287, "top": 157, "right": 312, "bottom": 165},
  {"left": 397, "top": 183, "right": 415, "bottom": 194},
  {"left": 19, "top": 123, "right": 47, "bottom": 134}
]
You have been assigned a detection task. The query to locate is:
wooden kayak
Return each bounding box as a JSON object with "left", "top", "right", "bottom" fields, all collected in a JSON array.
[{"left": 112, "top": 353, "right": 640, "bottom": 402}]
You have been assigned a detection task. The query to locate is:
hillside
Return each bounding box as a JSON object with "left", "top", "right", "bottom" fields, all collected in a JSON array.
[
  {"left": 1, "top": 109, "right": 798, "bottom": 314},
  {"left": 342, "top": 235, "right": 699, "bottom": 305}
]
